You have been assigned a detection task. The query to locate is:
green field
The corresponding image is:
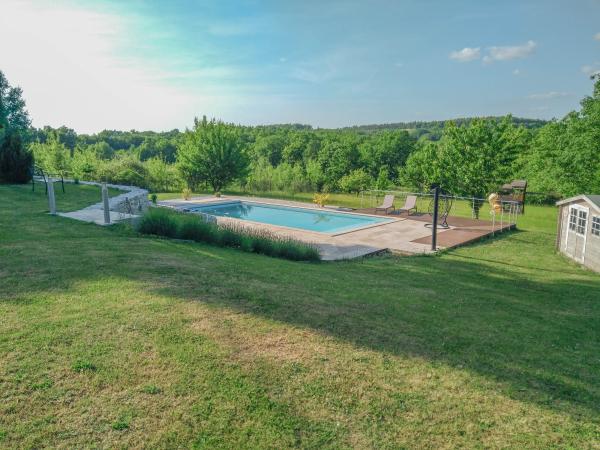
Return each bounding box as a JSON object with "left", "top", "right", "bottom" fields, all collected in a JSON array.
[{"left": 1, "top": 183, "right": 599, "bottom": 448}]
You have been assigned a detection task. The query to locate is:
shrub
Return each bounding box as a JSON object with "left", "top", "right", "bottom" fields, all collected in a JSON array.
[
  {"left": 0, "top": 131, "right": 33, "bottom": 184},
  {"left": 98, "top": 154, "right": 149, "bottom": 188},
  {"left": 146, "top": 157, "right": 180, "bottom": 192},
  {"left": 136, "top": 208, "right": 320, "bottom": 261},
  {"left": 338, "top": 168, "right": 373, "bottom": 194},
  {"left": 178, "top": 214, "right": 217, "bottom": 243},
  {"left": 137, "top": 208, "right": 178, "bottom": 238}
]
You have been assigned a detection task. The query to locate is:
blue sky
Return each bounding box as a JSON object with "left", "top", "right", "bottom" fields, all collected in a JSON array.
[{"left": 1, "top": 0, "right": 599, "bottom": 132}]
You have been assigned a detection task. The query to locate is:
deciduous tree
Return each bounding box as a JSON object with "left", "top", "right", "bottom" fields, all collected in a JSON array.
[{"left": 177, "top": 117, "right": 248, "bottom": 192}]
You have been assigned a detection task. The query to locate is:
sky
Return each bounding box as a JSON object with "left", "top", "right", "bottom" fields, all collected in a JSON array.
[{"left": 1, "top": 0, "right": 599, "bottom": 133}]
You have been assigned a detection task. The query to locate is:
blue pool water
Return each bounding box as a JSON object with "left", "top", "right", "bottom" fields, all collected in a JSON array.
[{"left": 187, "top": 201, "right": 392, "bottom": 233}]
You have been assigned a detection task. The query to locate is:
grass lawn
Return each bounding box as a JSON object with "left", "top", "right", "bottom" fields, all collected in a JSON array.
[{"left": 1, "top": 182, "right": 600, "bottom": 448}]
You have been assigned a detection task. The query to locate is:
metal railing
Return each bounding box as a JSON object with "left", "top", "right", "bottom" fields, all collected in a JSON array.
[{"left": 360, "top": 189, "right": 521, "bottom": 230}]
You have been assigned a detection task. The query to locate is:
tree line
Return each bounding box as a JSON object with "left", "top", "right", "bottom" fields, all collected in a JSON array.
[{"left": 1, "top": 69, "right": 599, "bottom": 203}]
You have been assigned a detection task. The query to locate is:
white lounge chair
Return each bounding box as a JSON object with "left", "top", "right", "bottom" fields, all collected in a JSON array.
[
  {"left": 375, "top": 195, "right": 395, "bottom": 214},
  {"left": 398, "top": 195, "right": 418, "bottom": 216}
]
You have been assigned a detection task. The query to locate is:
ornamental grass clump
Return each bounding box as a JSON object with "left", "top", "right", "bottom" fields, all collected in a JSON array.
[
  {"left": 136, "top": 208, "right": 179, "bottom": 238},
  {"left": 178, "top": 213, "right": 217, "bottom": 244},
  {"left": 136, "top": 208, "right": 320, "bottom": 262}
]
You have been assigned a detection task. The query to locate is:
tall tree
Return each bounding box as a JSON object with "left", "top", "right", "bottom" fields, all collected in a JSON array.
[
  {"left": 401, "top": 117, "right": 529, "bottom": 216},
  {"left": 0, "top": 131, "right": 33, "bottom": 183},
  {"left": 30, "top": 132, "right": 71, "bottom": 177},
  {"left": 177, "top": 117, "right": 248, "bottom": 192},
  {"left": 524, "top": 77, "right": 600, "bottom": 197},
  {"left": 0, "top": 71, "right": 33, "bottom": 183},
  {"left": 0, "top": 71, "right": 31, "bottom": 140},
  {"left": 359, "top": 130, "right": 415, "bottom": 181}
]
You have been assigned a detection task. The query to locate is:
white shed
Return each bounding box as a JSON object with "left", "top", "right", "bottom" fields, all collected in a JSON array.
[{"left": 556, "top": 195, "right": 600, "bottom": 272}]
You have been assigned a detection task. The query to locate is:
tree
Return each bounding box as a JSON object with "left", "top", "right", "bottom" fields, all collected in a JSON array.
[
  {"left": 401, "top": 117, "right": 529, "bottom": 217},
  {"left": 136, "top": 137, "right": 178, "bottom": 163},
  {"left": 401, "top": 141, "right": 444, "bottom": 191},
  {"left": 338, "top": 168, "right": 373, "bottom": 194},
  {"left": 89, "top": 141, "right": 115, "bottom": 160},
  {"left": 0, "top": 71, "right": 33, "bottom": 183},
  {"left": 177, "top": 117, "right": 248, "bottom": 192},
  {"left": 30, "top": 132, "right": 71, "bottom": 178},
  {"left": 0, "top": 131, "right": 33, "bottom": 183},
  {"left": 435, "top": 118, "right": 528, "bottom": 216},
  {"left": 146, "top": 157, "right": 179, "bottom": 192},
  {"left": 71, "top": 147, "right": 101, "bottom": 181},
  {"left": 0, "top": 71, "right": 31, "bottom": 142},
  {"left": 98, "top": 153, "right": 149, "bottom": 187},
  {"left": 524, "top": 77, "right": 600, "bottom": 197},
  {"left": 359, "top": 130, "right": 415, "bottom": 181},
  {"left": 251, "top": 134, "right": 287, "bottom": 166},
  {"left": 318, "top": 136, "right": 361, "bottom": 190}
]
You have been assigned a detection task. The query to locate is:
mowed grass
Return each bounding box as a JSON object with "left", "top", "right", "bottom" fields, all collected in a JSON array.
[{"left": 1, "top": 183, "right": 600, "bottom": 448}]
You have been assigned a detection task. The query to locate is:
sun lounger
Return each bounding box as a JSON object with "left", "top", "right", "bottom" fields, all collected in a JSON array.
[
  {"left": 375, "top": 194, "right": 395, "bottom": 214},
  {"left": 398, "top": 195, "right": 417, "bottom": 216}
]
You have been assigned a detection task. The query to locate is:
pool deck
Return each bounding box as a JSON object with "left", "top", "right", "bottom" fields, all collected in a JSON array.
[{"left": 158, "top": 196, "right": 514, "bottom": 261}]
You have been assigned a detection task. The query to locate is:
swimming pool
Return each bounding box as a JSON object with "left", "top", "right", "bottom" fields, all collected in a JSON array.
[{"left": 186, "top": 201, "right": 393, "bottom": 234}]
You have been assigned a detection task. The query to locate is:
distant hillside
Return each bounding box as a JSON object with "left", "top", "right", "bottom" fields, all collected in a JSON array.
[
  {"left": 251, "top": 116, "right": 549, "bottom": 140},
  {"left": 338, "top": 116, "right": 548, "bottom": 133}
]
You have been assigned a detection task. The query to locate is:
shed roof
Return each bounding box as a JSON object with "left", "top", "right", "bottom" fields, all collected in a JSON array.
[{"left": 556, "top": 195, "right": 600, "bottom": 213}]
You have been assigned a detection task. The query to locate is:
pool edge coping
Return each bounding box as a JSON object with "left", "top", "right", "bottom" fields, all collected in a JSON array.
[{"left": 165, "top": 197, "right": 403, "bottom": 237}]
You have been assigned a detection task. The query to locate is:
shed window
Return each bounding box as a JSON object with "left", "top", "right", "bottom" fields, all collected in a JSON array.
[
  {"left": 576, "top": 210, "right": 587, "bottom": 235},
  {"left": 592, "top": 216, "right": 600, "bottom": 237},
  {"left": 569, "top": 208, "right": 577, "bottom": 231}
]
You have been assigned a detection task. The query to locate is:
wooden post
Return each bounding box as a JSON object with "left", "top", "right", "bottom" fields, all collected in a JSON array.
[
  {"left": 431, "top": 186, "right": 439, "bottom": 251},
  {"left": 47, "top": 179, "right": 56, "bottom": 215},
  {"left": 102, "top": 183, "right": 111, "bottom": 225}
]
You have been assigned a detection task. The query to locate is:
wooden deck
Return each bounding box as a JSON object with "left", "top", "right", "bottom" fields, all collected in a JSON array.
[{"left": 354, "top": 209, "right": 515, "bottom": 249}]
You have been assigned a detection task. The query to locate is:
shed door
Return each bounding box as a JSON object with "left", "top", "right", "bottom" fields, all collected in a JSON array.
[{"left": 565, "top": 205, "right": 589, "bottom": 263}]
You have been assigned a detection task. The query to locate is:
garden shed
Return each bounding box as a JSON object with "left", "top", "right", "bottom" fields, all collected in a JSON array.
[{"left": 556, "top": 195, "right": 600, "bottom": 272}]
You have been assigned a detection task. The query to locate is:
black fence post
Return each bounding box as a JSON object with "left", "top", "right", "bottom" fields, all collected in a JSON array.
[{"left": 431, "top": 186, "right": 439, "bottom": 251}]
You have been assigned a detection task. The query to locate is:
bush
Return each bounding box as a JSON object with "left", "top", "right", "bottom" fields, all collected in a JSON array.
[
  {"left": 338, "top": 168, "right": 373, "bottom": 194},
  {"left": 98, "top": 154, "right": 149, "bottom": 188},
  {"left": 136, "top": 208, "right": 320, "bottom": 261},
  {"left": 178, "top": 214, "right": 217, "bottom": 243},
  {"left": 0, "top": 132, "right": 33, "bottom": 183},
  {"left": 137, "top": 208, "right": 178, "bottom": 238}
]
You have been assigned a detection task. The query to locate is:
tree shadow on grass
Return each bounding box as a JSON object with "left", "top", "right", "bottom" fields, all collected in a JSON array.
[
  {"left": 143, "top": 242, "right": 600, "bottom": 421},
  {"left": 2, "top": 215, "right": 600, "bottom": 423}
]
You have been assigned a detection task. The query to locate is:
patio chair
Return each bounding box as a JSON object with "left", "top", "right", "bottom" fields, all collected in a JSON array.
[
  {"left": 375, "top": 194, "right": 395, "bottom": 214},
  {"left": 398, "top": 195, "right": 418, "bottom": 216}
]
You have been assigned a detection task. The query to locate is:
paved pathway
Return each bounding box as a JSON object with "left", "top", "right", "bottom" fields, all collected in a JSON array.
[{"left": 41, "top": 178, "right": 149, "bottom": 226}]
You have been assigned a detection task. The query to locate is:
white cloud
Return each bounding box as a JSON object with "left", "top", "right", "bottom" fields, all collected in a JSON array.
[
  {"left": 0, "top": 0, "right": 210, "bottom": 132},
  {"left": 513, "top": 69, "right": 520, "bottom": 75},
  {"left": 484, "top": 40, "right": 537, "bottom": 63},
  {"left": 581, "top": 62, "right": 600, "bottom": 77},
  {"left": 594, "top": 32, "right": 600, "bottom": 41},
  {"left": 527, "top": 91, "right": 569, "bottom": 100},
  {"left": 449, "top": 47, "right": 481, "bottom": 62}
]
